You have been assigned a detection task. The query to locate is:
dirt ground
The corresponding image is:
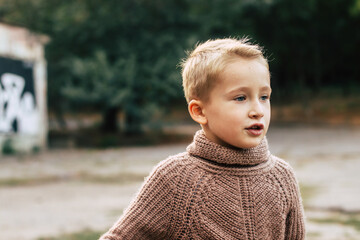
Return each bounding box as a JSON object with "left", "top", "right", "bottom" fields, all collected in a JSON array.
[{"left": 1, "top": 125, "right": 360, "bottom": 240}]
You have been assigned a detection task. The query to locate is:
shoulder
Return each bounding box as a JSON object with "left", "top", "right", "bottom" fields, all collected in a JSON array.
[
  {"left": 143, "top": 152, "right": 193, "bottom": 189},
  {"left": 126, "top": 152, "right": 191, "bottom": 212},
  {"left": 269, "top": 155, "right": 301, "bottom": 194},
  {"left": 271, "top": 155, "right": 297, "bottom": 177},
  {"left": 150, "top": 152, "right": 189, "bottom": 177},
  {"left": 270, "top": 154, "right": 302, "bottom": 194}
]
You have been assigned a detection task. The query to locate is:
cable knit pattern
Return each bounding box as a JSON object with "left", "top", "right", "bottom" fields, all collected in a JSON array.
[{"left": 100, "top": 130, "right": 305, "bottom": 240}]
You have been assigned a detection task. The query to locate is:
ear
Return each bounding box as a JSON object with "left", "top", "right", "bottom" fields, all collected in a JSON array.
[{"left": 188, "top": 99, "right": 207, "bottom": 125}]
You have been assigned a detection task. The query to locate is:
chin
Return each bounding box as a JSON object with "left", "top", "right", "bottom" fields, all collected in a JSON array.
[
  {"left": 217, "top": 135, "right": 264, "bottom": 149},
  {"left": 236, "top": 139, "right": 263, "bottom": 149}
]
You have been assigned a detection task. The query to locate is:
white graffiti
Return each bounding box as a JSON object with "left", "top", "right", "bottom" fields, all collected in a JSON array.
[{"left": 0, "top": 73, "right": 39, "bottom": 134}]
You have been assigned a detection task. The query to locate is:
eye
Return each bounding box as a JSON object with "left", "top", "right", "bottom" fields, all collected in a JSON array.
[
  {"left": 260, "top": 95, "right": 270, "bottom": 101},
  {"left": 235, "top": 96, "right": 246, "bottom": 101}
]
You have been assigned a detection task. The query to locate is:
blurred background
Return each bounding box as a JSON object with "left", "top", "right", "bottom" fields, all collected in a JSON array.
[{"left": 0, "top": 0, "right": 360, "bottom": 239}]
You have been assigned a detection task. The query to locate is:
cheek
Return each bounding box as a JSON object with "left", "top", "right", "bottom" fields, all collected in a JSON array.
[
  {"left": 264, "top": 106, "right": 271, "bottom": 125},
  {"left": 265, "top": 105, "right": 271, "bottom": 116},
  {"left": 207, "top": 106, "right": 236, "bottom": 126}
]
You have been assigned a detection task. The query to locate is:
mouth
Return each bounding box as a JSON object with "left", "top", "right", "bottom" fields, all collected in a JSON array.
[{"left": 245, "top": 124, "right": 264, "bottom": 136}]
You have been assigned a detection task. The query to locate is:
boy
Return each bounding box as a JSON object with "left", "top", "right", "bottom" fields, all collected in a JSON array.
[{"left": 100, "top": 38, "right": 305, "bottom": 239}]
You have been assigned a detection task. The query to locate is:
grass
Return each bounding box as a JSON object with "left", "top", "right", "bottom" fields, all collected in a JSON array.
[
  {"left": 300, "top": 183, "right": 360, "bottom": 235},
  {"left": 0, "top": 176, "right": 62, "bottom": 187},
  {"left": 310, "top": 213, "right": 360, "bottom": 231},
  {"left": 77, "top": 171, "right": 146, "bottom": 184},
  {"left": 49, "top": 128, "right": 193, "bottom": 149},
  {"left": 0, "top": 172, "right": 146, "bottom": 187},
  {"left": 299, "top": 184, "right": 318, "bottom": 206},
  {"left": 38, "top": 229, "right": 102, "bottom": 240}
]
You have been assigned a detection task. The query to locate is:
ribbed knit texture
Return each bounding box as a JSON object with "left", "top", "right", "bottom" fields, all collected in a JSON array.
[
  {"left": 187, "top": 130, "right": 270, "bottom": 166},
  {"left": 100, "top": 130, "right": 305, "bottom": 240}
]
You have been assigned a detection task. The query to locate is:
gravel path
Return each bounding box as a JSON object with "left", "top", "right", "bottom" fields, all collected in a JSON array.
[
  {"left": 267, "top": 126, "right": 360, "bottom": 239},
  {"left": 1, "top": 125, "right": 360, "bottom": 240}
]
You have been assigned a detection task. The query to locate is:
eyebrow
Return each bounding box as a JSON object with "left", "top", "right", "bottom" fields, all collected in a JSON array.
[
  {"left": 227, "top": 86, "right": 272, "bottom": 95},
  {"left": 260, "top": 86, "right": 272, "bottom": 92}
]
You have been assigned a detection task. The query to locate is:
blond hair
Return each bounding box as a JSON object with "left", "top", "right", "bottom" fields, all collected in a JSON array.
[{"left": 181, "top": 38, "right": 268, "bottom": 103}]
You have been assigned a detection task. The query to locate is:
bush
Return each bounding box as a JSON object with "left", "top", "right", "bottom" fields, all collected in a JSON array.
[{"left": 2, "top": 138, "right": 15, "bottom": 155}]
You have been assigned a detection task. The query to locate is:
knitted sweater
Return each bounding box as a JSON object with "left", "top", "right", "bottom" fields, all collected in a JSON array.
[{"left": 100, "top": 130, "right": 305, "bottom": 240}]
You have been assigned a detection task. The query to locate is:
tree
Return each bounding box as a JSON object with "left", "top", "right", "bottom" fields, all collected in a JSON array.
[
  {"left": 1, "top": 0, "right": 359, "bottom": 133},
  {"left": 1, "top": 0, "right": 191, "bottom": 134},
  {"left": 241, "top": 0, "right": 360, "bottom": 100}
]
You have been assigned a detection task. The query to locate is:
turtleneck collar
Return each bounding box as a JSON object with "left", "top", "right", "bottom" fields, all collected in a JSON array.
[{"left": 187, "top": 130, "right": 270, "bottom": 166}]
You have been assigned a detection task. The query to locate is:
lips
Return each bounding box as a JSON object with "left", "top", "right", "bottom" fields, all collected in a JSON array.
[{"left": 245, "top": 123, "right": 264, "bottom": 136}]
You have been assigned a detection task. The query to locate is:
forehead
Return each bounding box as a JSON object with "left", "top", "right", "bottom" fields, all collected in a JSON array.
[{"left": 216, "top": 57, "right": 270, "bottom": 88}]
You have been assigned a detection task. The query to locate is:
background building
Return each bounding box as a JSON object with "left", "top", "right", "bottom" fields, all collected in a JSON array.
[{"left": 0, "top": 23, "right": 48, "bottom": 154}]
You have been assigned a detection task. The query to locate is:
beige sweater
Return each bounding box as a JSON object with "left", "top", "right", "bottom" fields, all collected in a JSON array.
[{"left": 100, "top": 130, "right": 305, "bottom": 239}]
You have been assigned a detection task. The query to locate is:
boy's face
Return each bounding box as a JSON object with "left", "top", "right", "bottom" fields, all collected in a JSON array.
[{"left": 201, "top": 57, "right": 271, "bottom": 149}]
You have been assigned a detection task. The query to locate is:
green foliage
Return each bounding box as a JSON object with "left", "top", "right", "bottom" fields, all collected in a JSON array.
[
  {"left": 2, "top": 138, "right": 15, "bottom": 155},
  {"left": 350, "top": 0, "right": 360, "bottom": 16},
  {"left": 244, "top": 0, "right": 360, "bottom": 101},
  {"left": 1, "top": 0, "right": 359, "bottom": 132}
]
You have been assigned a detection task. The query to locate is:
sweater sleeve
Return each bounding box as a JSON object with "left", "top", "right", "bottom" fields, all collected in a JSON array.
[
  {"left": 99, "top": 159, "right": 179, "bottom": 240},
  {"left": 284, "top": 166, "right": 306, "bottom": 240}
]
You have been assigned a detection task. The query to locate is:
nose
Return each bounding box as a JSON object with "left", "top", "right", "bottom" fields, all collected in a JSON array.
[{"left": 248, "top": 100, "right": 264, "bottom": 119}]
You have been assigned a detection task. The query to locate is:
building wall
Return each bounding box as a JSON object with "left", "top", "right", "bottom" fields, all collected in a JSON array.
[{"left": 0, "top": 23, "right": 48, "bottom": 154}]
